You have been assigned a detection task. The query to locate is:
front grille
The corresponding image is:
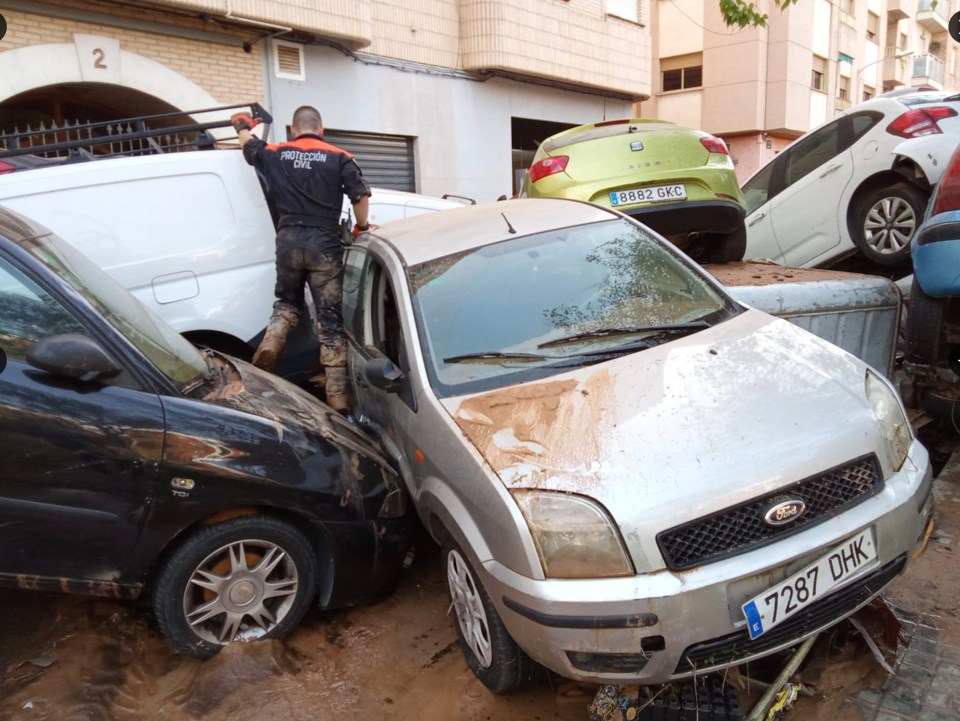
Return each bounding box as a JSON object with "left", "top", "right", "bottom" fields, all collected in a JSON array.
[
  {"left": 658, "top": 455, "right": 882, "bottom": 570},
  {"left": 674, "top": 554, "right": 906, "bottom": 675}
]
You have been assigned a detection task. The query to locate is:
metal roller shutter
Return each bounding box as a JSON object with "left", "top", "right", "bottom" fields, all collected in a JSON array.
[{"left": 322, "top": 130, "right": 416, "bottom": 192}]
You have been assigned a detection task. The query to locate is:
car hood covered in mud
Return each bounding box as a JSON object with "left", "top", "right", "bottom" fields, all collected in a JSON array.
[
  {"left": 200, "top": 351, "right": 395, "bottom": 473},
  {"left": 441, "top": 309, "right": 890, "bottom": 563}
]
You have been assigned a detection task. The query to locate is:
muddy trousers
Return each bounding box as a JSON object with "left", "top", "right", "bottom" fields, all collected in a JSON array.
[{"left": 252, "top": 226, "right": 351, "bottom": 413}]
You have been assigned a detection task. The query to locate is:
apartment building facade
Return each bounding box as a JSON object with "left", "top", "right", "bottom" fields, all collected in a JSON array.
[
  {"left": 0, "top": 0, "right": 652, "bottom": 200},
  {"left": 641, "top": 0, "right": 960, "bottom": 182}
]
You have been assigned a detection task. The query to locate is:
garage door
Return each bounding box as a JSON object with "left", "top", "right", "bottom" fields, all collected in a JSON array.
[{"left": 322, "top": 130, "right": 416, "bottom": 192}]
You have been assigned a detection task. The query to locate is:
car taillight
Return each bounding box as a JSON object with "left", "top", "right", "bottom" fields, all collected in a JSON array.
[
  {"left": 700, "top": 136, "right": 729, "bottom": 155},
  {"left": 0, "top": 161, "right": 15, "bottom": 175},
  {"left": 932, "top": 149, "right": 960, "bottom": 215},
  {"left": 528, "top": 155, "right": 569, "bottom": 183},
  {"left": 886, "top": 107, "right": 958, "bottom": 138}
]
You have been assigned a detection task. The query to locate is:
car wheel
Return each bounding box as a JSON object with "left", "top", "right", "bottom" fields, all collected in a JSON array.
[
  {"left": 444, "top": 544, "right": 532, "bottom": 693},
  {"left": 153, "top": 516, "right": 318, "bottom": 658},
  {"left": 185, "top": 332, "right": 255, "bottom": 362},
  {"left": 699, "top": 223, "right": 747, "bottom": 264},
  {"left": 854, "top": 183, "right": 927, "bottom": 266},
  {"left": 904, "top": 274, "right": 944, "bottom": 365}
]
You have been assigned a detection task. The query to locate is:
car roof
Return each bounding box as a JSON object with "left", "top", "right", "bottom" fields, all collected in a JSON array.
[{"left": 369, "top": 197, "right": 617, "bottom": 266}]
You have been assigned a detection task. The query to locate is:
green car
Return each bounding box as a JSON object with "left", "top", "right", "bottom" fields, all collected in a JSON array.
[{"left": 518, "top": 119, "right": 747, "bottom": 263}]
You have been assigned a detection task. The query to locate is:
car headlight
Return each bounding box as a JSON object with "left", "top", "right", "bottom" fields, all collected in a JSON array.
[
  {"left": 866, "top": 369, "right": 912, "bottom": 473},
  {"left": 512, "top": 490, "right": 635, "bottom": 579}
]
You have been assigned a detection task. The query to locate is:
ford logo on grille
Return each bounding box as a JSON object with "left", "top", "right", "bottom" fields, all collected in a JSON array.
[{"left": 763, "top": 499, "right": 806, "bottom": 526}]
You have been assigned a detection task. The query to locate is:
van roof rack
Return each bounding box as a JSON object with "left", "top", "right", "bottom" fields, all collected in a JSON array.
[{"left": 0, "top": 102, "right": 272, "bottom": 162}]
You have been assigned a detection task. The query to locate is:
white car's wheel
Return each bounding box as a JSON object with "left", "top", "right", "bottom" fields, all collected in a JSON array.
[{"left": 854, "top": 183, "right": 926, "bottom": 266}]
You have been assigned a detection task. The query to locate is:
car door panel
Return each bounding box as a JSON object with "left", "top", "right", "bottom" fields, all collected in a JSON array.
[
  {"left": 344, "top": 250, "right": 424, "bottom": 497},
  {"left": 769, "top": 118, "right": 854, "bottom": 267},
  {"left": 772, "top": 149, "right": 854, "bottom": 267},
  {"left": 0, "top": 258, "right": 164, "bottom": 586}
]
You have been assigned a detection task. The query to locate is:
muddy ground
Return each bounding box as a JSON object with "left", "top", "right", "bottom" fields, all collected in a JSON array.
[{"left": 1, "top": 471, "right": 957, "bottom": 721}]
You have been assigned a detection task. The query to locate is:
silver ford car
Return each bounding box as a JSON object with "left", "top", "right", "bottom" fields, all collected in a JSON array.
[{"left": 342, "top": 197, "right": 934, "bottom": 692}]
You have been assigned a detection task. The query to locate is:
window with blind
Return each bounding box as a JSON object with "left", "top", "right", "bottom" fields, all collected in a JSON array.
[
  {"left": 811, "top": 55, "right": 828, "bottom": 91},
  {"left": 607, "top": 0, "right": 643, "bottom": 23},
  {"left": 660, "top": 53, "right": 703, "bottom": 92}
]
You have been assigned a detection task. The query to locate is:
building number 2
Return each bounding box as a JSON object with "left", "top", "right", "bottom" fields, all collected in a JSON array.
[{"left": 93, "top": 48, "right": 107, "bottom": 69}]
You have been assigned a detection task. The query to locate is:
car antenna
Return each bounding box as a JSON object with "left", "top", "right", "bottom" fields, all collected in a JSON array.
[{"left": 500, "top": 212, "right": 517, "bottom": 234}]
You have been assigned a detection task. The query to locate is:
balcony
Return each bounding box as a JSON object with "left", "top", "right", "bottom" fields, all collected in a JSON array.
[
  {"left": 881, "top": 47, "right": 912, "bottom": 87},
  {"left": 459, "top": 0, "right": 651, "bottom": 97},
  {"left": 886, "top": 0, "right": 910, "bottom": 21},
  {"left": 912, "top": 52, "right": 945, "bottom": 89},
  {"left": 836, "top": 97, "right": 852, "bottom": 111},
  {"left": 149, "top": 0, "right": 373, "bottom": 46},
  {"left": 916, "top": 0, "right": 949, "bottom": 33}
]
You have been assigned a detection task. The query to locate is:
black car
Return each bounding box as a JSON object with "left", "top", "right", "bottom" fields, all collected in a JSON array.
[{"left": 0, "top": 206, "right": 410, "bottom": 656}]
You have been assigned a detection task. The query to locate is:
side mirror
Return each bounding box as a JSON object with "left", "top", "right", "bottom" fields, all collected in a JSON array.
[
  {"left": 363, "top": 357, "right": 404, "bottom": 393},
  {"left": 26, "top": 334, "right": 121, "bottom": 382}
]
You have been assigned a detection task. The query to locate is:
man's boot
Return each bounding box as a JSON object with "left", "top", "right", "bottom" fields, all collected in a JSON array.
[{"left": 252, "top": 305, "right": 299, "bottom": 372}]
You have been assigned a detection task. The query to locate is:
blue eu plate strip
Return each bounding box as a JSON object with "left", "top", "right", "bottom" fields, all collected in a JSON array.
[{"left": 743, "top": 600, "right": 764, "bottom": 640}]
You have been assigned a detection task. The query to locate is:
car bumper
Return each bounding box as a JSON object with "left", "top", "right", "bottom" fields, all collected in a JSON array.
[
  {"left": 623, "top": 199, "right": 745, "bottom": 236},
  {"left": 913, "top": 210, "right": 960, "bottom": 297},
  {"left": 481, "top": 442, "right": 933, "bottom": 684}
]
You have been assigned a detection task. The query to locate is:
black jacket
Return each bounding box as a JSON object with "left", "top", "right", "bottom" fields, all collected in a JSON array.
[{"left": 243, "top": 134, "right": 370, "bottom": 228}]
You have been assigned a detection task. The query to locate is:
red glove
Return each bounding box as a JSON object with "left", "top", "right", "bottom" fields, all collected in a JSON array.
[
  {"left": 352, "top": 222, "right": 379, "bottom": 238},
  {"left": 230, "top": 113, "right": 260, "bottom": 132}
]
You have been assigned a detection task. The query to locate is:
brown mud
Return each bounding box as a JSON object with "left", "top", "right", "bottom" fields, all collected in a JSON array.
[{"left": 1, "top": 479, "right": 957, "bottom": 721}]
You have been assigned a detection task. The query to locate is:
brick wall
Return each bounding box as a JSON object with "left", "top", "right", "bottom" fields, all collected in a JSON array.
[{"left": 1, "top": 1, "right": 262, "bottom": 104}]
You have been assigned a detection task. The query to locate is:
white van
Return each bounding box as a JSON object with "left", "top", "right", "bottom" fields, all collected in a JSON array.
[{"left": 0, "top": 149, "right": 463, "bottom": 381}]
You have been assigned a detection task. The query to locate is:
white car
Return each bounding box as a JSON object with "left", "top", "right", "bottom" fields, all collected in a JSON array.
[{"left": 742, "top": 90, "right": 960, "bottom": 268}]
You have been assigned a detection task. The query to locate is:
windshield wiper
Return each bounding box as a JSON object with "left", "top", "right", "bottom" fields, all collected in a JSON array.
[
  {"left": 537, "top": 321, "right": 710, "bottom": 349},
  {"left": 443, "top": 351, "right": 551, "bottom": 364}
]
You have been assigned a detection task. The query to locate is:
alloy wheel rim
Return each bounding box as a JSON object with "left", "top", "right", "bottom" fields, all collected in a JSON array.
[
  {"left": 864, "top": 196, "right": 916, "bottom": 256},
  {"left": 183, "top": 539, "right": 299, "bottom": 645},
  {"left": 446, "top": 549, "right": 493, "bottom": 668}
]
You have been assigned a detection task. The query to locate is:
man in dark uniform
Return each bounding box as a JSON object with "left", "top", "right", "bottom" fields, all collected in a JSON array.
[{"left": 232, "top": 105, "right": 373, "bottom": 414}]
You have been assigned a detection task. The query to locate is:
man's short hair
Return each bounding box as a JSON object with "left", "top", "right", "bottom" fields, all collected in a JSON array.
[{"left": 292, "top": 106, "right": 323, "bottom": 134}]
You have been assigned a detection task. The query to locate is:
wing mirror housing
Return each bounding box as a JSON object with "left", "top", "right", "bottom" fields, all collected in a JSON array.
[
  {"left": 363, "top": 357, "right": 404, "bottom": 393},
  {"left": 26, "top": 334, "right": 122, "bottom": 382}
]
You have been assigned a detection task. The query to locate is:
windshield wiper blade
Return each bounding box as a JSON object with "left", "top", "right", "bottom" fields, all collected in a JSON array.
[
  {"left": 443, "top": 351, "right": 550, "bottom": 364},
  {"left": 537, "top": 321, "right": 710, "bottom": 349}
]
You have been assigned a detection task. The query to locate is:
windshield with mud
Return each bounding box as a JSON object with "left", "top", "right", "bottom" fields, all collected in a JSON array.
[
  {"left": 21, "top": 234, "right": 207, "bottom": 385},
  {"left": 409, "top": 218, "right": 740, "bottom": 396}
]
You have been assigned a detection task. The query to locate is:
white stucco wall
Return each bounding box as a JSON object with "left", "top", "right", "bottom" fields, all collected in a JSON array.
[
  {"left": 812, "top": 0, "right": 832, "bottom": 58},
  {"left": 264, "top": 44, "right": 632, "bottom": 202}
]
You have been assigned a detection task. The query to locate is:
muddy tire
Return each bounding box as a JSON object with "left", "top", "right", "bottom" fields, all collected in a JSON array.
[
  {"left": 444, "top": 544, "right": 533, "bottom": 693},
  {"left": 904, "top": 275, "right": 944, "bottom": 365},
  {"left": 853, "top": 183, "right": 927, "bottom": 266},
  {"left": 185, "top": 333, "right": 254, "bottom": 362},
  {"left": 153, "top": 516, "right": 317, "bottom": 658}
]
